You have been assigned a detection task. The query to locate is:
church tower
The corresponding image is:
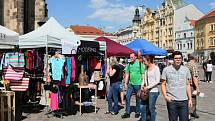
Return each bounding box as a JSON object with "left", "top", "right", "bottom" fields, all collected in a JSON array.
[{"left": 0, "top": 0, "right": 47, "bottom": 34}]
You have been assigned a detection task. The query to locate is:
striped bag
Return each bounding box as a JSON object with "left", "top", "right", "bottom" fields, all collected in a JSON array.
[
  {"left": 10, "top": 78, "right": 29, "bottom": 91},
  {"left": 3, "top": 66, "right": 24, "bottom": 80}
]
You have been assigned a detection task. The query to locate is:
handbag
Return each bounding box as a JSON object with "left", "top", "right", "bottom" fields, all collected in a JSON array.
[
  {"left": 3, "top": 66, "right": 24, "bottom": 81},
  {"left": 137, "top": 70, "right": 149, "bottom": 101}
]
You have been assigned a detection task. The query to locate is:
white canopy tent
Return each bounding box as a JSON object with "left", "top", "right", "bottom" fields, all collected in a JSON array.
[
  {"left": 0, "top": 25, "right": 19, "bottom": 49},
  {"left": 19, "top": 17, "right": 80, "bottom": 49}
]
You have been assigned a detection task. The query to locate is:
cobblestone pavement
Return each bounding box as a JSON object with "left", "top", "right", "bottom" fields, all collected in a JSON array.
[{"left": 19, "top": 67, "right": 215, "bottom": 121}]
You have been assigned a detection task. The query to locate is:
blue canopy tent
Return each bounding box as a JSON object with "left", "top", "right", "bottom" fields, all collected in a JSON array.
[{"left": 126, "top": 38, "right": 167, "bottom": 56}]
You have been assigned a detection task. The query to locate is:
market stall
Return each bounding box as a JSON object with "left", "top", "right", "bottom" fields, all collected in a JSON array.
[{"left": 0, "top": 25, "right": 19, "bottom": 121}]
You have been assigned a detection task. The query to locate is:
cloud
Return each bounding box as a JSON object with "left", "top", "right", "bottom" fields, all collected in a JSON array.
[
  {"left": 88, "top": 0, "right": 136, "bottom": 24},
  {"left": 105, "top": 26, "right": 114, "bottom": 30},
  {"left": 209, "top": 2, "right": 215, "bottom": 9},
  {"left": 89, "top": 0, "right": 108, "bottom": 9}
]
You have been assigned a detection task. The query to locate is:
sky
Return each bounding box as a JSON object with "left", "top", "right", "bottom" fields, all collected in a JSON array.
[{"left": 47, "top": 0, "right": 215, "bottom": 32}]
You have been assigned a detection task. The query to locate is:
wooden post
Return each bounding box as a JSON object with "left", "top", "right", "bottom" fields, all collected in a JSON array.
[{"left": 0, "top": 91, "right": 15, "bottom": 121}]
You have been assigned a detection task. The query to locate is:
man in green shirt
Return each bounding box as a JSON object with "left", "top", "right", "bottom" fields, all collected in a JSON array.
[{"left": 121, "top": 53, "right": 145, "bottom": 119}]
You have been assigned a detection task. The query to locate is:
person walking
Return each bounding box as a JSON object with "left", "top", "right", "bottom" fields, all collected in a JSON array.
[
  {"left": 186, "top": 54, "right": 201, "bottom": 119},
  {"left": 202, "top": 59, "right": 208, "bottom": 82},
  {"left": 105, "top": 58, "right": 122, "bottom": 115},
  {"left": 206, "top": 60, "right": 213, "bottom": 83},
  {"left": 121, "top": 53, "right": 145, "bottom": 119},
  {"left": 118, "top": 58, "right": 126, "bottom": 105},
  {"left": 140, "top": 55, "right": 160, "bottom": 121},
  {"left": 161, "top": 51, "right": 192, "bottom": 121}
]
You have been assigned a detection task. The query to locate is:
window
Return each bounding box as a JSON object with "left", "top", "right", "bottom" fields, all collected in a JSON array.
[
  {"left": 201, "top": 39, "right": 204, "bottom": 47},
  {"left": 163, "top": 19, "right": 165, "bottom": 26},
  {"left": 187, "top": 43, "right": 189, "bottom": 49},
  {"left": 210, "top": 24, "right": 215, "bottom": 31},
  {"left": 177, "top": 44, "right": 180, "bottom": 50},
  {"left": 210, "top": 38, "right": 213, "bottom": 45},
  {"left": 180, "top": 44, "right": 182, "bottom": 50},
  {"left": 213, "top": 38, "right": 215, "bottom": 46},
  {"left": 190, "top": 43, "right": 192, "bottom": 49},
  {"left": 169, "top": 17, "right": 173, "bottom": 24},
  {"left": 191, "top": 32, "right": 193, "bottom": 37},
  {"left": 184, "top": 33, "right": 186, "bottom": 38},
  {"left": 169, "top": 28, "right": 172, "bottom": 35},
  {"left": 197, "top": 39, "right": 199, "bottom": 48}
]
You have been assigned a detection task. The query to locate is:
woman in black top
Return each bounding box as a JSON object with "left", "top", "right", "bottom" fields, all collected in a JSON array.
[{"left": 105, "top": 58, "right": 122, "bottom": 115}]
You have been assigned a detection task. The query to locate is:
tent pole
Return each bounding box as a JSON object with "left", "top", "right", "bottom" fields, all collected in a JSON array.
[{"left": 45, "top": 35, "right": 48, "bottom": 112}]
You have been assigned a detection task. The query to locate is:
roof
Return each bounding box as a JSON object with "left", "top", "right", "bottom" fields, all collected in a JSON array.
[
  {"left": 198, "top": 8, "right": 215, "bottom": 21},
  {"left": 19, "top": 17, "right": 80, "bottom": 49},
  {"left": 190, "top": 20, "right": 196, "bottom": 26},
  {"left": 69, "top": 25, "right": 113, "bottom": 36}
]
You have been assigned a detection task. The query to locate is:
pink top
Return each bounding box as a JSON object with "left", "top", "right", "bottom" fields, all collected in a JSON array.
[{"left": 50, "top": 93, "right": 58, "bottom": 110}]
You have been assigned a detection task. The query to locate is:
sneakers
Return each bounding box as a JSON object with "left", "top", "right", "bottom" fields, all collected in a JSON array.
[
  {"left": 121, "top": 113, "right": 130, "bottom": 118},
  {"left": 191, "top": 113, "right": 199, "bottom": 118},
  {"left": 104, "top": 111, "right": 118, "bottom": 115},
  {"left": 135, "top": 113, "right": 140, "bottom": 118}
]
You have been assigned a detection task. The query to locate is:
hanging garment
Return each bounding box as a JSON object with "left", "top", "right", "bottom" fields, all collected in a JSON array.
[
  {"left": 25, "top": 50, "right": 33, "bottom": 70},
  {"left": 1, "top": 52, "right": 25, "bottom": 68},
  {"left": 50, "top": 92, "right": 59, "bottom": 110},
  {"left": 71, "top": 56, "right": 76, "bottom": 82},
  {"left": 0, "top": 54, "right": 5, "bottom": 70},
  {"left": 9, "top": 78, "right": 29, "bottom": 91},
  {"left": 65, "top": 57, "right": 71, "bottom": 84},
  {"left": 3, "top": 66, "right": 24, "bottom": 80},
  {"left": 89, "top": 57, "right": 101, "bottom": 71},
  {"left": 49, "top": 57, "right": 65, "bottom": 81}
]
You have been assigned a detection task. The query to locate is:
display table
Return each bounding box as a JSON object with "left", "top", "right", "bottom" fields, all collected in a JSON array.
[
  {"left": 76, "top": 83, "right": 97, "bottom": 115},
  {"left": 0, "top": 91, "right": 15, "bottom": 121}
]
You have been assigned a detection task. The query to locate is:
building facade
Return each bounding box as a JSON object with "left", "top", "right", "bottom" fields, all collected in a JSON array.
[
  {"left": 0, "top": 0, "right": 47, "bottom": 34},
  {"left": 141, "top": 0, "right": 185, "bottom": 50},
  {"left": 195, "top": 9, "right": 215, "bottom": 60},
  {"left": 115, "top": 26, "right": 133, "bottom": 45},
  {"left": 175, "top": 4, "right": 204, "bottom": 58},
  {"left": 140, "top": 0, "right": 203, "bottom": 55},
  {"left": 115, "top": 8, "right": 142, "bottom": 45}
]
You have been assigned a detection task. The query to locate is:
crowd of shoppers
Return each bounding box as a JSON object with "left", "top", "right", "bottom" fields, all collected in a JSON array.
[{"left": 105, "top": 50, "right": 209, "bottom": 121}]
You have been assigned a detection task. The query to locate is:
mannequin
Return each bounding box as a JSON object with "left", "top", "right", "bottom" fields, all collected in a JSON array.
[{"left": 78, "top": 65, "right": 88, "bottom": 86}]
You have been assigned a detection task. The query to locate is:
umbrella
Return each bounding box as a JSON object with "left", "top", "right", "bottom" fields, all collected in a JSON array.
[
  {"left": 126, "top": 38, "right": 167, "bottom": 56},
  {"left": 95, "top": 37, "right": 134, "bottom": 57}
]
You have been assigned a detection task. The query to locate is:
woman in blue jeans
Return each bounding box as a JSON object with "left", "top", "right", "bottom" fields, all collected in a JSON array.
[
  {"left": 140, "top": 55, "right": 160, "bottom": 121},
  {"left": 105, "top": 58, "right": 122, "bottom": 115}
]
